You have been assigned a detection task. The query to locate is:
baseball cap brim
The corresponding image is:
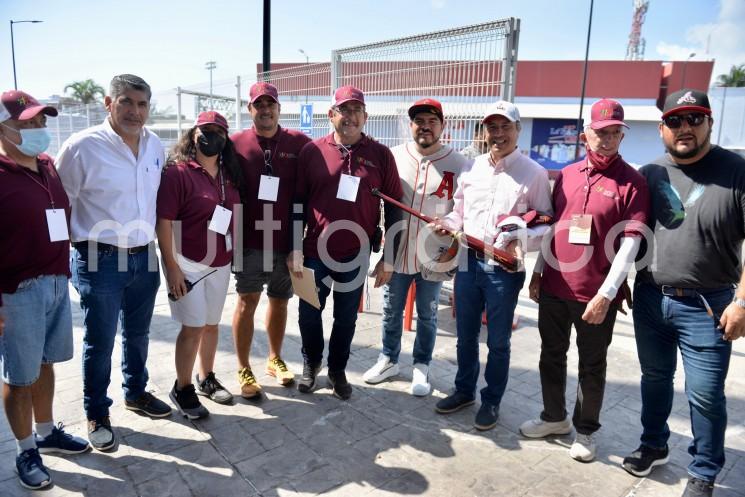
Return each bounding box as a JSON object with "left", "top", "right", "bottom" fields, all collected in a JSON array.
[
  {"left": 482, "top": 112, "right": 516, "bottom": 123},
  {"left": 408, "top": 105, "right": 443, "bottom": 121},
  {"left": 17, "top": 105, "right": 58, "bottom": 121},
  {"left": 250, "top": 94, "right": 279, "bottom": 104},
  {"left": 333, "top": 97, "right": 364, "bottom": 107},
  {"left": 590, "top": 119, "right": 629, "bottom": 130},
  {"left": 661, "top": 105, "right": 712, "bottom": 119}
]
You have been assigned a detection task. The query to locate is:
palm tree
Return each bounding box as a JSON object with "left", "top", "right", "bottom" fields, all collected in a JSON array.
[
  {"left": 64, "top": 79, "right": 105, "bottom": 104},
  {"left": 716, "top": 64, "right": 745, "bottom": 87}
]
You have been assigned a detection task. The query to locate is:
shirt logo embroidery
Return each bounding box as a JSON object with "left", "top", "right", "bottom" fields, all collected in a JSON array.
[
  {"left": 677, "top": 91, "right": 697, "bottom": 105},
  {"left": 430, "top": 171, "right": 455, "bottom": 200}
]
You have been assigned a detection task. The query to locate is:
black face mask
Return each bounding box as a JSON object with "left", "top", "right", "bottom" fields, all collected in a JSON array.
[{"left": 197, "top": 131, "right": 226, "bottom": 157}]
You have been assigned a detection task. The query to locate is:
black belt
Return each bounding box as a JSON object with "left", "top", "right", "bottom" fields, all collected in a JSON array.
[
  {"left": 73, "top": 241, "right": 150, "bottom": 255},
  {"left": 658, "top": 285, "right": 732, "bottom": 297},
  {"left": 468, "top": 248, "right": 485, "bottom": 261}
]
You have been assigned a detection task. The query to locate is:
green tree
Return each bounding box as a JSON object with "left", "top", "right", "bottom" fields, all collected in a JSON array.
[
  {"left": 64, "top": 79, "right": 105, "bottom": 104},
  {"left": 716, "top": 64, "right": 745, "bottom": 87}
]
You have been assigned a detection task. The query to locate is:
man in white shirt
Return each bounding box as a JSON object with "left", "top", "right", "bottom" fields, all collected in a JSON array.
[
  {"left": 363, "top": 98, "right": 468, "bottom": 396},
  {"left": 433, "top": 101, "right": 553, "bottom": 431},
  {"left": 57, "top": 74, "right": 171, "bottom": 452}
]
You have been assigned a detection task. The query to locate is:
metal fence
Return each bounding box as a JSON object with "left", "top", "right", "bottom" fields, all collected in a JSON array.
[{"left": 43, "top": 19, "right": 519, "bottom": 157}]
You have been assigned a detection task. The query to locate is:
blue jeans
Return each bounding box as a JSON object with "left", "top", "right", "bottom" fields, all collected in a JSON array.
[
  {"left": 71, "top": 245, "right": 160, "bottom": 421},
  {"left": 381, "top": 272, "right": 442, "bottom": 365},
  {"left": 453, "top": 253, "right": 525, "bottom": 406},
  {"left": 298, "top": 255, "right": 367, "bottom": 372},
  {"left": 633, "top": 282, "right": 733, "bottom": 483}
]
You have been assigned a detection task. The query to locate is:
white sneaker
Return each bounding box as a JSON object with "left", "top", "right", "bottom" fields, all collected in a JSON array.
[
  {"left": 363, "top": 354, "right": 399, "bottom": 384},
  {"left": 569, "top": 433, "right": 597, "bottom": 462},
  {"left": 519, "top": 417, "right": 573, "bottom": 438},
  {"left": 410, "top": 363, "right": 431, "bottom": 396}
]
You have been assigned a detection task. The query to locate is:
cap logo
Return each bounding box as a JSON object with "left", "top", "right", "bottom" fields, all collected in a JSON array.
[
  {"left": 599, "top": 108, "right": 611, "bottom": 118},
  {"left": 677, "top": 91, "right": 697, "bottom": 105},
  {"left": 17, "top": 96, "right": 26, "bottom": 106}
]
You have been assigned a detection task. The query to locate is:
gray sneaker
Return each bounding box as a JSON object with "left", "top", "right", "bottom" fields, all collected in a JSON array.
[
  {"left": 196, "top": 372, "right": 234, "bottom": 405},
  {"left": 169, "top": 382, "right": 209, "bottom": 420}
]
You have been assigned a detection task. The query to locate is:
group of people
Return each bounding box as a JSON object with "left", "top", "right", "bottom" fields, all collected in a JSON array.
[{"left": 1, "top": 74, "right": 743, "bottom": 497}]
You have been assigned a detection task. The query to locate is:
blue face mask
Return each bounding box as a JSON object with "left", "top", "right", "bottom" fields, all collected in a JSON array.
[{"left": 1, "top": 124, "right": 51, "bottom": 157}]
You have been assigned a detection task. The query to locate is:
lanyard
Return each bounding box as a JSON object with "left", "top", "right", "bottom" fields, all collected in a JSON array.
[
  {"left": 338, "top": 143, "right": 354, "bottom": 175},
  {"left": 216, "top": 166, "right": 226, "bottom": 206},
  {"left": 20, "top": 164, "right": 56, "bottom": 209}
]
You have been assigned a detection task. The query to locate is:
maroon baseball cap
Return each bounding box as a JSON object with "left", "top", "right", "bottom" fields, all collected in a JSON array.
[
  {"left": 333, "top": 85, "right": 365, "bottom": 107},
  {"left": 590, "top": 98, "right": 628, "bottom": 130},
  {"left": 0, "top": 90, "right": 58, "bottom": 122},
  {"left": 408, "top": 98, "right": 444, "bottom": 122},
  {"left": 249, "top": 82, "right": 279, "bottom": 104},
  {"left": 194, "top": 111, "right": 228, "bottom": 131}
]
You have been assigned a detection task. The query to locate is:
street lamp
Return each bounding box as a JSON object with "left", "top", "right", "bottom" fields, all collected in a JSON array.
[
  {"left": 574, "top": 0, "right": 594, "bottom": 160},
  {"left": 681, "top": 52, "right": 696, "bottom": 89},
  {"left": 205, "top": 60, "right": 217, "bottom": 110},
  {"left": 10, "top": 20, "right": 43, "bottom": 90},
  {"left": 298, "top": 48, "right": 309, "bottom": 103}
]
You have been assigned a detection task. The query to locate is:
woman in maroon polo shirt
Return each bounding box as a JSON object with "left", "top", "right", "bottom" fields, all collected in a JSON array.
[{"left": 156, "top": 111, "right": 244, "bottom": 419}]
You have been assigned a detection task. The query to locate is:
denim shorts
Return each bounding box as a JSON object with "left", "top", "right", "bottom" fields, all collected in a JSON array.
[{"left": 0, "top": 274, "right": 73, "bottom": 386}]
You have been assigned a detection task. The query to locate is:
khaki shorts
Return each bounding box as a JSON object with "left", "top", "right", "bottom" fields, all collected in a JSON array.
[{"left": 233, "top": 249, "right": 293, "bottom": 299}]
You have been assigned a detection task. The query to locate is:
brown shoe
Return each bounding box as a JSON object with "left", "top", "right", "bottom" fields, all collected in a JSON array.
[
  {"left": 237, "top": 367, "right": 262, "bottom": 398},
  {"left": 266, "top": 357, "right": 294, "bottom": 386}
]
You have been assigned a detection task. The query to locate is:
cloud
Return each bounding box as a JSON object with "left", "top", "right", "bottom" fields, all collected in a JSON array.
[
  {"left": 431, "top": 0, "right": 446, "bottom": 9},
  {"left": 655, "top": 0, "right": 745, "bottom": 84}
]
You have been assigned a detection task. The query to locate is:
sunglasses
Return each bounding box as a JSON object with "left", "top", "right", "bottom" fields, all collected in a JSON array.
[{"left": 662, "top": 113, "right": 708, "bottom": 129}]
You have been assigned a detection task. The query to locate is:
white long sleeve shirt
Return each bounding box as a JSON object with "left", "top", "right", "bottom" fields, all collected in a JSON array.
[
  {"left": 56, "top": 118, "right": 165, "bottom": 247},
  {"left": 443, "top": 148, "right": 553, "bottom": 262}
]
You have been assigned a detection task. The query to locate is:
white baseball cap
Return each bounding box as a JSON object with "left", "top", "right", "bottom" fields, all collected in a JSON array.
[{"left": 482, "top": 100, "right": 520, "bottom": 123}]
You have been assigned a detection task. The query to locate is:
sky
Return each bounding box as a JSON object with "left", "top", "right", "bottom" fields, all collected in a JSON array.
[{"left": 1, "top": 0, "right": 744, "bottom": 102}]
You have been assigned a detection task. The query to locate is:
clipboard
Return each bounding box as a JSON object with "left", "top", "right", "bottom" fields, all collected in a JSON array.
[{"left": 290, "top": 267, "right": 321, "bottom": 309}]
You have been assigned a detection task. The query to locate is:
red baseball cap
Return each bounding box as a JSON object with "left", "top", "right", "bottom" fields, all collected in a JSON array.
[
  {"left": 194, "top": 111, "right": 228, "bottom": 131},
  {"left": 249, "top": 82, "right": 279, "bottom": 104},
  {"left": 333, "top": 85, "right": 365, "bottom": 107},
  {"left": 408, "top": 98, "right": 444, "bottom": 122},
  {"left": 1, "top": 90, "right": 58, "bottom": 122},
  {"left": 590, "top": 98, "right": 628, "bottom": 130}
]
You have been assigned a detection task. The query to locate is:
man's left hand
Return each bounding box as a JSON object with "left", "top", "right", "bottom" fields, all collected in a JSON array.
[
  {"left": 371, "top": 259, "right": 394, "bottom": 288},
  {"left": 719, "top": 302, "right": 745, "bottom": 341},
  {"left": 581, "top": 294, "right": 611, "bottom": 324}
]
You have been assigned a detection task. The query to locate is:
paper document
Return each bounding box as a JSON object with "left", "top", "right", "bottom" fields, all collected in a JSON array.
[{"left": 290, "top": 267, "right": 321, "bottom": 309}]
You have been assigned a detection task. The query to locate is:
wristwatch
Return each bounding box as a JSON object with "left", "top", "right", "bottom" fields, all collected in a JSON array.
[{"left": 733, "top": 297, "right": 745, "bottom": 309}]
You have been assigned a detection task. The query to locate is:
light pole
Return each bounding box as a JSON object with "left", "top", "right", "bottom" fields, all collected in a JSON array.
[
  {"left": 574, "top": 0, "right": 594, "bottom": 160},
  {"left": 10, "top": 20, "right": 43, "bottom": 90},
  {"left": 298, "top": 48, "right": 309, "bottom": 103},
  {"left": 681, "top": 52, "right": 696, "bottom": 89},
  {"left": 205, "top": 60, "right": 217, "bottom": 110}
]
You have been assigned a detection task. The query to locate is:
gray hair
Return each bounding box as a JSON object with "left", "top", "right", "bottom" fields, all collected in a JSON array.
[{"left": 109, "top": 74, "right": 152, "bottom": 101}]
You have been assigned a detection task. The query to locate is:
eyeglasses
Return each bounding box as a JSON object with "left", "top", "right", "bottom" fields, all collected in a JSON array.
[
  {"left": 332, "top": 106, "right": 365, "bottom": 117},
  {"left": 662, "top": 113, "right": 708, "bottom": 129}
]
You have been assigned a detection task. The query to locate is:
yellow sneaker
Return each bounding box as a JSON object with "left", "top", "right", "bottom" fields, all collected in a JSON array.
[
  {"left": 266, "top": 357, "right": 295, "bottom": 386},
  {"left": 237, "top": 367, "right": 262, "bottom": 398}
]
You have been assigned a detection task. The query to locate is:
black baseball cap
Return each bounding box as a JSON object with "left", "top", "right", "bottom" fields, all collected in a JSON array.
[{"left": 662, "top": 89, "right": 711, "bottom": 119}]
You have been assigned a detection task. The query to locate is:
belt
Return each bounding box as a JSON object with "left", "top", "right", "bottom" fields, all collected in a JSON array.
[
  {"left": 468, "top": 247, "right": 485, "bottom": 261},
  {"left": 658, "top": 285, "right": 732, "bottom": 297},
  {"left": 73, "top": 241, "right": 150, "bottom": 255}
]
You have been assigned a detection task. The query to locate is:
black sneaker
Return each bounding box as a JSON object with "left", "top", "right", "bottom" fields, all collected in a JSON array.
[
  {"left": 474, "top": 403, "right": 499, "bottom": 431},
  {"left": 88, "top": 417, "right": 116, "bottom": 451},
  {"left": 124, "top": 391, "right": 172, "bottom": 418},
  {"left": 297, "top": 361, "right": 322, "bottom": 393},
  {"left": 35, "top": 422, "right": 90, "bottom": 454},
  {"left": 16, "top": 448, "right": 51, "bottom": 489},
  {"left": 196, "top": 372, "right": 234, "bottom": 405},
  {"left": 622, "top": 444, "right": 670, "bottom": 477},
  {"left": 327, "top": 369, "right": 353, "bottom": 400},
  {"left": 170, "top": 381, "right": 209, "bottom": 419},
  {"left": 435, "top": 391, "right": 475, "bottom": 414},
  {"left": 682, "top": 477, "right": 714, "bottom": 497}
]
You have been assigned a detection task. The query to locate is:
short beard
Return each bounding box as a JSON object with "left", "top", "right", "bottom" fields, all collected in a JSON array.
[
  {"left": 666, "top": 128, "right": 712, "bottom": 160},
  {"left": 416, "top": 136, "right": 438, "bottom": 149}
]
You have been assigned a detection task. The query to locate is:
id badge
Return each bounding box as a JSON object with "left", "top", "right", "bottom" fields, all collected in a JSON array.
[
  {"left": 208, "top": 205, "right": 232, "bottom": 235},
  {"left": 258, "top": 175, "right": 280, "bottom": 202},
  {"left": 568, "top": 214, "right": 592, "bottom": 245},
  {"left": 337, "top": 174, "right": 360, "bottom": 202},
  {"left": 225, "top": 232, "right": 233, "bottom": 252},
  {"left": 46, "top": 209, "right": 69, "bottom": 242}
]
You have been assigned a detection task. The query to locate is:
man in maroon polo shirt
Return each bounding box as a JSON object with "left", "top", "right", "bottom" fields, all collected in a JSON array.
[
  {"left": 519, "top": 99, "right": 649, "bottom": 462},
  {"left": 0, "top": 90, "right": 89, "bottom": 490},
  {"left": 230, "top": 82, "right": 312, "bottom": 398},
  {"left": 289, "top": 85, "right": 403, "bottom": 399}
]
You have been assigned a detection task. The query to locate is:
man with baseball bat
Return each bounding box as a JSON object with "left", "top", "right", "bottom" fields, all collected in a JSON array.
[{"left": 430, "top": 101, "right": 553, "bottom": 431}]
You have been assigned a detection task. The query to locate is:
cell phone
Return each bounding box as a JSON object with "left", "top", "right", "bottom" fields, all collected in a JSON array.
[
  {"left": 371, "top": 226, "right": 383, "bottom": 253},
  {"left": 168, "top": 280, "right": 194, "bottom": 302}
]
